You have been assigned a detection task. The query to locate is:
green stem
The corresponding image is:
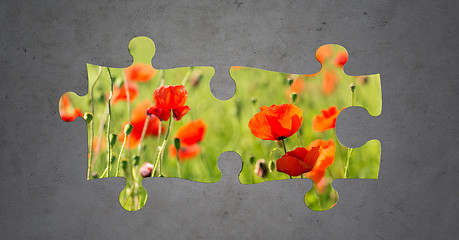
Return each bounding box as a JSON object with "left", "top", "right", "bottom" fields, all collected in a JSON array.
[
  {"left": 106, "top": 67, "right": 114, "bottom": 177},
  {"left": 93, "top": 105, "right": 108, "bottom": 166},
  {"left": 152, "top": 112, "right": 173, "bottom": 177},
  {"left": 116, "top": 135, "right": 128, "bottom": 177},
  {"left": 123, "top": 73, "right": 132, "bottom": 159},
  {"left": 344, "top": 83, "right": 356, "bottom": 178},
  {"left": 344, "top": 148, "right": 354, "bottom": 178},
  {"left": 88, "top": 66, "right": 102, "bottom": 179},
  {"left": 100, "top": 166, "right": 108, "bottom": 178},
  {"left": 176, "top": 153, "right": 182, "bottom": 178},
  {"left": 269, "top": 148, "right": 283, "bottom": 162},
  {"left": 181, "top": 67, "right": 194, "bottom": 86},
  {"left": 137, "top": 115, "right": 151, "bottom": 157},
  {"left": 281, "top": 139, "right": 288, "bottom": 154}
]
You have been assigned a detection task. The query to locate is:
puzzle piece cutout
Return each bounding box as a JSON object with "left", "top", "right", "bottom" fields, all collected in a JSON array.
[
  {"left": 228, "top": 44, "right": 382, "bottom": 211},
  {"left": 59, "top": 37, "right": 223, "bottom": 211}
]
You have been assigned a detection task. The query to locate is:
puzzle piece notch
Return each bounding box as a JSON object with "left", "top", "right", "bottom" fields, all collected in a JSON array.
[{"left": 335, "top": 106, "right": 381, "bottom": 149}]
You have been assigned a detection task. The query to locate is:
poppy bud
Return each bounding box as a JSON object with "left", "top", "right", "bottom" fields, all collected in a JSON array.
[
  {"left": 254, "top": 159, "right": 268, "bottom": 178},
  {"left": 109, "top": 134, "right": 117, "bottom": 146},
  {"left": 124, "top": 123, "right": 133, "bottom": 135},
  {"left": 132, "top": 155, "right": 140, "bottom": 166},
  {"left": 140, "top": 162, "right": 154, "bottom": 178},
  {"left": 250, "top": 96, "right": 257, "bottom": 105},
  {"left": 84, "top": 112, "right": 93, "bottom": 124},
  {"left": 121, "top": 159, "right": 129, "bottom": 170},
  {"left": 350, "top": 82, "right": 356, "bottom": 92},
  {"left": 291, "top": 92, "right": 298, "bottom": 103},
  {"left": 114, "top": 77, "right": 124, "bottom": 88},
  {"left": 91, "top": 172, "right": 99, "bottom": 179},
  {"left": 174, "top": 138, "right": 181, "bottom": 151},
  {"left": 287, "top": 78, "right": 294, "bottom": 87},
  {"left": 269, "top": 160, "right": 276, "bottom": 172}
]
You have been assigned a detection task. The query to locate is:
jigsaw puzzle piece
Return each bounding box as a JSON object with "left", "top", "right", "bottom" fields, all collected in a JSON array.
[
  {"left": 59, "top": 37, "right": 222, "bottom": 211},
  {"left": 228, "top": 44, "right": 382, "bottom": 211}
]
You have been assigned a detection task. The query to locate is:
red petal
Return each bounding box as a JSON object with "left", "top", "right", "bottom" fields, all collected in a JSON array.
[{"left": 172, "top": 106, "right": 190, "bottom": 121}]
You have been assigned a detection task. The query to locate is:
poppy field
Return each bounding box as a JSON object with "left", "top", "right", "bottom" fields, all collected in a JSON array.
[{"left": 60, "top": 37, "right": 381, "bottom": 212}]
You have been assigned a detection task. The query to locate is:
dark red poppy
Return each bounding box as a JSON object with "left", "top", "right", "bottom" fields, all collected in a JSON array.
[
  {"left": 248, "top": 104, "right": 303, "bottom": 141},
  {"left": 312, "top": 106, "right": 343, "bottom": 132},
  {"left": 168, "top": 119, "right": 207, "bottom": 161},
  {"left": 59, "top": 94, "right": 83, "bottom": 122},
  {"left": 147, "top": 85, "right": 190, "bottom": 121},
  {"left": 119, "top": 100, "right": 163, "bottom": 149},
  {"left": 124, "top": 63, "right": 157, "bottom": 82},
  {"left": 276, "top": 147, "right": 321, "bottom": 176},
  {"left": 112, "top": 81, "right": 138, "bottom": 104}
]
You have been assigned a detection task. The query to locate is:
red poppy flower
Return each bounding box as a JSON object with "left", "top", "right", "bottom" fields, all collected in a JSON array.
[
  {"left": 312, "top": 106, "right": 343, "bottom": 132},
  {"left": 174, "top": 119, "right": 206, "bottom": 145},
  {"left": 168, "top": 143, "right": 200, "bottom": 161},
  {"left": 59, "top": 94, "right": 83, "bottom": 122},
  {"left": 304, "top": 139, "right": 335, "bottom": 184},
  {"left": 119, "top": 100, "right": 163, "bottom": 149},
  {"left": 124, "top": 63, "right": 157, "bottom": 82},
  {"left": 147, "top": 85, "right": 190, "bottom": 121},
  {"left": 276, "top": 147, "right": 321, "bottom": 176},
  {"left": 322, "top": 71, "right": 338, "bottom": 95},
  {"left": 316, "top": 45, "right": 332, "bottom": 63},
  {"left": 334, "top": 51, "right": 348, "bottom": 67},
  {"left": 168, "top": 119, "right": 207, "bottom": 161},
  {"left": 112, "top": 81, "right": 138, "bottom": 104},
  {"left": 248, "top": 104, "right": 303, "bottom": 141}
]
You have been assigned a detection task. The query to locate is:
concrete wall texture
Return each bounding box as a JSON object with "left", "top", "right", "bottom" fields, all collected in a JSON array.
[{"left": 0, "top": 0, "right": 458, "bottom": 239}]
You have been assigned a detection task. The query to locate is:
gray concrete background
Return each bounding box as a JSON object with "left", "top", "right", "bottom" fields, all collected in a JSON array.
[{"left": 0, "top": 0, "right": 458, "bottom": 239}]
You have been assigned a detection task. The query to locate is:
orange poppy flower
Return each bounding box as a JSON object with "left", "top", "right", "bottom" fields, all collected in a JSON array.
[
  {"left": 59, "top": 94, "right": 83, "bottom": 122},
  {"left": 168, "top": 143, "right": 200, "bottom": 161},
  {"left": 174, "top": 119, "right": 206, "bottom": 145},
  {"left": 124, "top": 63, "right": 157, "bottom": 82},
  {"left": 285, "top": 77, "right": 306, "bottom": 99},
  {"left": 304, "top": 139, "right": 335, "bottom": 184},
  {"left": 322, "top": 71, "right": 338, "bottom": 95},
  {"left": 248, "top": 104, "right": 303, "bottom": 141},
  {"left": 168, "top": 119, "right": 207, "bottom": 161},
  {"left": 316, "top": 45, "right": 332, "bottom": 63},
  {"left": 147, "top": 85, "right": 190, "bottom": 121},
  {"left": 112, "top": 81, "right": 138, "bottom": 104},
  {"left": 119, "top": 100, "right": 163, "bottom": 149},
  {"left": 276, "top": 147, "right": 321, "bottom": 176},
  {"left": 334, "top": 51, "right": 348, "bottom": 67},
  {"left": 312, "top": 106, "right": 342, "bottom": 132}
]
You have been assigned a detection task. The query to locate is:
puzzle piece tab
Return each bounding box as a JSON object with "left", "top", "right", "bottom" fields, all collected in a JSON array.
[
  {"left": 59, "top": 37, "right": 221, "bottom": 211},
  {"left": 228, "top": 44, "right": 382, "bottom": 211}
]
